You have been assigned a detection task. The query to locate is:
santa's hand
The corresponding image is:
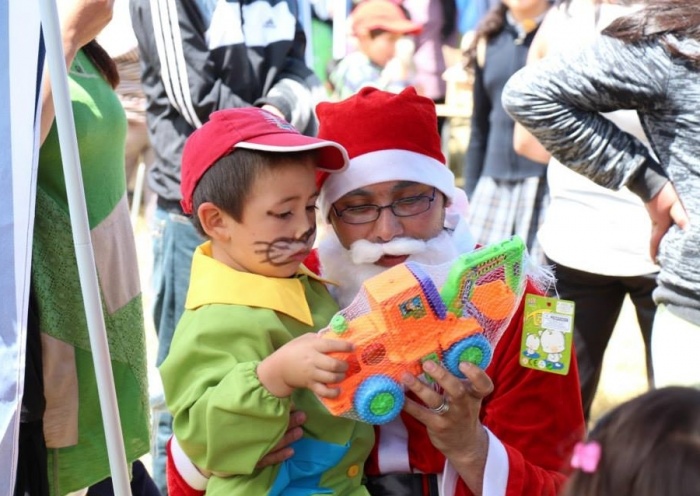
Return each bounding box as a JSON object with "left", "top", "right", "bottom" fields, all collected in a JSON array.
[
  {"left": 256, "top": 409, "right": 306, "bottom": 468},
  {"left": 402, "top": 361, "right": 492, "bottom": 492}
]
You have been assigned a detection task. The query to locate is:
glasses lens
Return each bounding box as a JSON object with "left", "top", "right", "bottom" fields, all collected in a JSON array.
[
  {"left": 341, "top": 205, "right": 380, "bottom": 224},
  {"left": 392, "top": 196, "right": 431, "bottom": 217}
]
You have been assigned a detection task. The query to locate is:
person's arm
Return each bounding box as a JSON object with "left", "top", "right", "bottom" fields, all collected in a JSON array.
[
  {"left": 160, "top": 307, "right": 295, "bottom": 474},
  {"left": 161, "top": 305, "right": 352, "bottom": 475},
  {"left": 511, "top": 17, "right": 551, "bottom": 164},
  {"left": 513, "top": 124, "right": 550, "bottom": 164},
  {"left": 254, "top": 1, "right": 321, "bottom": 133},
  {"left": 165, "top": 410, "right": 308, "bottom": 496},
  {"left": 502, "top": 35, "right": 691, "bottom": 259},
  {"left": 131, "top": 0, "right": 317, "bottom": 128},
  {"left": 503, "top": 35, "right": 669, "bottom": 202},
  {"left": 463, "top": 61, "right": 490, "bottom": 198},
  {"left": 40, "top": 0, "right": 114, "bottom": 143},
  {"left": 130, "top": 0, "right": 248, "bottom": 129}
]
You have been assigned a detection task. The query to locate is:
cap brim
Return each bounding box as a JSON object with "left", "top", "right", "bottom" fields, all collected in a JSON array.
[
  {"left": 236, "top": 133, "right": 348, "bottom": 173},
  {"left": 357, "top": 19, "right": 422, "bottom": 35}
]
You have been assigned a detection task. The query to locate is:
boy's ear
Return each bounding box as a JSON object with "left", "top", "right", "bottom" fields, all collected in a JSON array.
[{"left": 197, "top": 202, "right": 233, "bottom": 241}]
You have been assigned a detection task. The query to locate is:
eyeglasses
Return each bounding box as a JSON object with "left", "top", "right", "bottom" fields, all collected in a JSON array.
[{"left": 332, "top": 188, "right": 437, "bottom": 225}]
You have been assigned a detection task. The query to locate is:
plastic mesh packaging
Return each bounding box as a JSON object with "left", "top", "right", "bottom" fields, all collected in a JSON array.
[{"left": 318, "top": 236, "right": 529, "bottom": 424}]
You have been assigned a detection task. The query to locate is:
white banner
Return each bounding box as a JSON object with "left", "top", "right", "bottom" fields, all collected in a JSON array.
[{"left": 0, "top": 1, "right": 41, "bottom": 493}]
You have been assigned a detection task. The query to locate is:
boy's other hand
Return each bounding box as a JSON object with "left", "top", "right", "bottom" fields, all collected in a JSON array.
[{"left": 258, "top": 334, "right": 353, "bottom": 398}]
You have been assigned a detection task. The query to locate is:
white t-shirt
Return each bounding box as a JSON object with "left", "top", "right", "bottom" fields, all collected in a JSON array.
[{"left": 535, "top": 0, "right": 659, "bottom": 276}]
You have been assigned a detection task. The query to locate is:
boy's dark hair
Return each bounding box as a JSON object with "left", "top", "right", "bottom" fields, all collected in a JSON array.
[
  {"left": 190, "top": 148, "right": 317, "bottom": 236},
  {"left": 561, "top": 386, "right": 700, "bottom": 496}
]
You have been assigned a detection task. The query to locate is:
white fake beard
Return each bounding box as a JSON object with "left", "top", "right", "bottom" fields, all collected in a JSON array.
[{"left": 317, "top": 230, "right": 461, "bottom": 308}]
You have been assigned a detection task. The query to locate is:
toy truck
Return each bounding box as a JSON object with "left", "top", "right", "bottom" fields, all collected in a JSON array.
[{"left": 319, "top": 236, "right": 528, "bottom": 424}]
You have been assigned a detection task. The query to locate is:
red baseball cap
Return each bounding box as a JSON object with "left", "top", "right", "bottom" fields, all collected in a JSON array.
[
  {"left": 352, "top": 0, "right": 422, "bottom": 36},
  {"left": 180, "top": 107, "right": 349, "bottom": 214}
]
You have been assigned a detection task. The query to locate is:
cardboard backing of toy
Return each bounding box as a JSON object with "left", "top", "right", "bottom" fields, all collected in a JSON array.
[{"left": 318, "top": 236, "right": 529, "bottom": 424}]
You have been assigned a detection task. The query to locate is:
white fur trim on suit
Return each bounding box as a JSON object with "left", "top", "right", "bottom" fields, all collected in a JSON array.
[
  {"left": 441, "top": 427, "right": 508, "bottom": 496},
  {"left": 171, "top": 435, "right": 209, "bottom": 490},
  {"left": 318, "top": 149, "right": 456, "bottom": 218}
]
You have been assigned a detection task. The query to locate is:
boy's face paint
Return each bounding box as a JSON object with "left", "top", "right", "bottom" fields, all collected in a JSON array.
[
  {"left": 212, "top": 158, "right": 319, "bottom": 278},
  {"left": 254, "top": 226, "right": 316, "bottom": 266}
]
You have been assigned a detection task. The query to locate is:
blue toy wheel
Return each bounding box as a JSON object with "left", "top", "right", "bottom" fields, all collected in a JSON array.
[
  {"left": 444, "top": 334, "right": 493, "bottom": 378},
  {"left": 354, "top": 375, "right": 405, "bottom": 425}
]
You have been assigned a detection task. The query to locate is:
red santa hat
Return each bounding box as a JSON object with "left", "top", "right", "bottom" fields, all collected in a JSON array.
[{"left": 316, "top": 87, "right": 456, "bottom": 219}]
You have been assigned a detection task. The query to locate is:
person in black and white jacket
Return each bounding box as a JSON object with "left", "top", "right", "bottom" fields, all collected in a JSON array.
[{"left": 129, "top": 1, "right": 322, "bottom": 493}]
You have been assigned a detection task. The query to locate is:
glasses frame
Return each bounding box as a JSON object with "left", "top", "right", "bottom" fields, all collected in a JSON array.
[{"left": 332, "top": 188, "right": 437, "bottom": 225}]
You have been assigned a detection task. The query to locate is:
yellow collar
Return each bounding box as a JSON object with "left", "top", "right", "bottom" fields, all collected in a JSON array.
[{"left": 185, "top": 242, "right": 324, "bottom": 326}]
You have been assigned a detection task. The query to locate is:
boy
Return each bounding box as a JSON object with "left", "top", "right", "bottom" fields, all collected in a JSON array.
[
  {"left": 329, "top": 0, "right": 422, "bottom": 100},
  {"left": 159, "top": 108, "right": 374, "bottom": 496}
]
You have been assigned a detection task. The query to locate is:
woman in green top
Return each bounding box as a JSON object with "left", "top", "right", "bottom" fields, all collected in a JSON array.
[{"left": 18, "top": 0, "right": 151, "bottom": 494}]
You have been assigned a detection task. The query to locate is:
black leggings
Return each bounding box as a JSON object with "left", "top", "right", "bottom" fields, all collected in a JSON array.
[
  {"left": 14, "top": 420, "right": 49, "bottom": 496},
  {"left": 547, "top": 258, "right": 657, "bottom": 420}
]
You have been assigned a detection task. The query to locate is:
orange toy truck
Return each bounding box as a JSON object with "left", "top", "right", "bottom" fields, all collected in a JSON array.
[{"left": 319, "top": 236, "right": 528, "bottom": 424}]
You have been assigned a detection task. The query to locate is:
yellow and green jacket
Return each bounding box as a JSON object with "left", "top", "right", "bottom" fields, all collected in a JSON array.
[{"left": 160, "top": 242, "right": 374, "bottom": 495}]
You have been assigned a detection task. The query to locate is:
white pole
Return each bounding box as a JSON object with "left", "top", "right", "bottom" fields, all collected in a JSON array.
[
  {"left": 36, "top": 0, "right": 132, "bottom": 493},
  {"left": 332, "top": 0, "right": 348, "bottom": 61},
  {"left": 299, "top": 0, "right": 314, "bottom": 69}
]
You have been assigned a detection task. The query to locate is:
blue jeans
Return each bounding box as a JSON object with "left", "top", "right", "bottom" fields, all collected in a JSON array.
[{"left": 150, "top": 205, "right": 202, "bottom": 496}]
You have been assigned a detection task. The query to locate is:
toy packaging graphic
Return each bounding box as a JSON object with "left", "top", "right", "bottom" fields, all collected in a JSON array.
[
  {"left": 520, "top": 294, "right": 575, "bottom": 376},
  {"left": 318, "top": 236, "right": 529, "bottom": 425}
]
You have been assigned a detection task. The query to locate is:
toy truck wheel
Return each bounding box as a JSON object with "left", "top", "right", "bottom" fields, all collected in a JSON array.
[
  {"left": 444, "top": 334, "right": 493, "bottom": 378},
  {"left": 354, "top": 375, "right": 405, "bottom": 425}
]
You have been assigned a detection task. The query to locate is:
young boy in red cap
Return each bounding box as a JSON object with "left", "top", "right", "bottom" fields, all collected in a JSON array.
[
  {"left": 159, "top": 107, "right": 374, "bottom": 496},
  {"left": 329, "top": 0, "right": 422, "bottom": 100}
]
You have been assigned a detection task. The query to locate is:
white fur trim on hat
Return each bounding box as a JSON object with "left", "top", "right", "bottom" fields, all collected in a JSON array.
[{"left": 319, "top": 149, "right": 456, "bottom": 218}]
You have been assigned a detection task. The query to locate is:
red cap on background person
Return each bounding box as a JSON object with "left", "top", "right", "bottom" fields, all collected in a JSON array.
[
  {"left": 315, "top": 86, "right": 457, "bottom": 220},
  {"left": 352, "top": 0, "right": 423, "bottom": 36},
  {"left": 179, "top": 108, "right": 348, "bottom": 214}
]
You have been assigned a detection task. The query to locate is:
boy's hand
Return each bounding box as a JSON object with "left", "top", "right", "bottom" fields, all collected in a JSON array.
[{"left": 257, "top": 334, "right": 353, "bottom": 398}]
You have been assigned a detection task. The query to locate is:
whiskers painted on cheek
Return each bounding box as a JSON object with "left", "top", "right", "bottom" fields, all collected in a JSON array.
[{"left": 253, "top": 226, "right": 316, "bottom": 266}]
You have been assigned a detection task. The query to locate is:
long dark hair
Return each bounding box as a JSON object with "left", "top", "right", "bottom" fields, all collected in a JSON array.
[
  {"left": 82, "top": 39, "right": 119, "bottom": 89},
  {"left": 561, "top": 386, "right": 700, "bottom": 496},
  {"left": 439, "top": 0, "right": 458, "bottom": 41},
  {"left": 463, "top": 3, "right": 508, "bottom": 69},
  {"left": 603, "top": 0, "right": 700, "bottom": 64}
]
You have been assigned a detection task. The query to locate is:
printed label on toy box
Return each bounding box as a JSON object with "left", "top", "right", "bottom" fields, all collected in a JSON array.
[{"left": 520, "top": 293, "right": 575, "bottom": 375}]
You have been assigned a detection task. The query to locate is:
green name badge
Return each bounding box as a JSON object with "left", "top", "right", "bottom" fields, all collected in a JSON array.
[{"left": 520, "top": 293, "right": 575, "bottom": 375}]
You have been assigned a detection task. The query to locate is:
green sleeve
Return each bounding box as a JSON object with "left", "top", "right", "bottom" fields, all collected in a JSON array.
[{"left": 159, "top": 305, "right": 293, "bottom": 474}]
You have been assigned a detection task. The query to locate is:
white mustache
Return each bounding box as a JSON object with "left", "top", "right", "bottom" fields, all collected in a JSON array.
[{"left": 349, "top": 237, "right": 428, "bottom": 264}]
